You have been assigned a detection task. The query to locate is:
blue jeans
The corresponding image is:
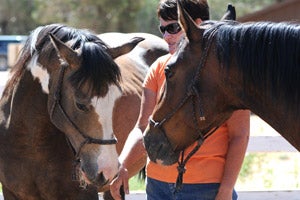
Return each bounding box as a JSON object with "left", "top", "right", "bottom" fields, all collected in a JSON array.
[{"left": 146, "top": 177, "right": 238, "bottom": 200}]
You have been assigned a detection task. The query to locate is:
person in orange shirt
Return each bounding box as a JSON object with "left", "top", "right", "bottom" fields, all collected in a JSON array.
[{"left": 110, "top": 0, "right": 250, "bottom": 200}]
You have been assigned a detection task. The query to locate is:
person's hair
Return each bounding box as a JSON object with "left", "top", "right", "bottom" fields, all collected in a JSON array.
[{"left": 157, "top": 0, "right": 210, "bottom": 21}]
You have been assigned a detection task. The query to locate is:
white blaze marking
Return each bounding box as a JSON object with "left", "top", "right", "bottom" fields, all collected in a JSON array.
[
  {"left": 92, "top": 84, "right": 122, "bottom": 181},
  {"left": 92, "top": 84, "right": 122, "bottom": 139},
  {"left": 27, "top": 54, "right": 50, "bottom": 94}
]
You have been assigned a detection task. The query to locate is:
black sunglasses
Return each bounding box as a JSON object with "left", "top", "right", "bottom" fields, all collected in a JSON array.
[{"left": 159, "top": 23, "right": 182, "bottom": 35}]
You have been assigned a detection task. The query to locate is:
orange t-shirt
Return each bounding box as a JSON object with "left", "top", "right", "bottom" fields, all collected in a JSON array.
[{"left": 143, "top": 54, "right": 229, "bottom": 183}]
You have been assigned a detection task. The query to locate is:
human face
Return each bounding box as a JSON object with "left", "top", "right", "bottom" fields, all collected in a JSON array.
[{"left": 159, "top": 18, "right": 184, "bottom": 54}]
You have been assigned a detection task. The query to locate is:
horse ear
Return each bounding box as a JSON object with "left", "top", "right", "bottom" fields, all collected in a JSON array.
[
  {"left": 177, "top": 0, "right": 204, "bottom": 42},
  {"left": 107, "top": 37, "right": 145, "bottom": 59},
  {"left": 49, "top": 33, "right": 80, "bottom": 68},
  {"left": 220, "top": 4, "right": 236, "bottom": 21}
]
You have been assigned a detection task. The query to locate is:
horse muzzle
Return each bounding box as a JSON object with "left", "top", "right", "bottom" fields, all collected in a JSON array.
[
  {"left": 143, "top": 124, "right": 180, "bottom": 165},
  {"left": 79, "top": 166, "right": 115, "bottom": 188},
  {"left": 77, "top": 147, "right": 119, "bottom": 188}
]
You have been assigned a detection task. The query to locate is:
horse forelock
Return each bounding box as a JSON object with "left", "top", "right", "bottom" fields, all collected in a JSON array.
[
  {"left": 69, "top": 41, "right": 121, "bottom": 97},
  {"left": 41, "top": 24, "right": 122, "bottom": 97},
  {"left": 45, "top": 24, "right": 121, "bottom": 97},
  {"left": 216, "top": 21, "right": 300, "bottom": 107}
]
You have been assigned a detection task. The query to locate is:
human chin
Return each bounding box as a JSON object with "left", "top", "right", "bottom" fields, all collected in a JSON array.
[{"left": 168, "top": 44, "right": 177, "bottom": 54}]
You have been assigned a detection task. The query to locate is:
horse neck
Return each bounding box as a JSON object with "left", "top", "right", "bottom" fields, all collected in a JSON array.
[
  {"left": 0, "top": 68, "right": 73, "bottom": 161},
  {"left": 226, "top": 73, "right": 300, "bottom": 151},
  {"left": 248, "top": 98, "right": 300, "bottom": 151},
  {"left": 2, "top": 69, "right": 56, "bottom": 136}
]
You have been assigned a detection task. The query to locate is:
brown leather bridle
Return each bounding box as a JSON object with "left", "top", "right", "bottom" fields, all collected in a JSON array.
[
  {"left": 49, "top": 61, "right": 118, "bottom": 179},
  {"left": 148, "top": 24, "right": 220, "bottom": 192}
]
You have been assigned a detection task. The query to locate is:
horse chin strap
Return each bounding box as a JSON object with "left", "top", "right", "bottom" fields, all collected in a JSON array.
[
  {"left": 149, "top": 25, "right": 220, "bottom": 193},
  {"left": 50, "top": 61, "right": 118, "bottom": 180}
]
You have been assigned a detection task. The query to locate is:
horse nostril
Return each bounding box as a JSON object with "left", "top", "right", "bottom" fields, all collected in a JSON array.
[{"left": 95, "top": 172, "right": 108, "bottom": 186}]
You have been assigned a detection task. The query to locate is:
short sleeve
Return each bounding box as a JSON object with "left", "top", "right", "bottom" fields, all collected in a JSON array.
[{"left": 143, "top": 54, "right": 172, "bottom": 93}]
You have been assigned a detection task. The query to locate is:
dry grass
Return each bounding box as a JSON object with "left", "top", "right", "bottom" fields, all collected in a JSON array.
[
  {"left": 236, "top": 152, "right": 300, "bottom": 191},
  {"left": 236, "top": 116, "right": 300, "bottom": 191}
]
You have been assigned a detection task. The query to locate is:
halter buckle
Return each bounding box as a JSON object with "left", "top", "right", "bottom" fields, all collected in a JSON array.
[
  {"left": 149, "top": 117, "right": 166, "bottom": 128},
  {"left": 199, "top": 116, "right": 206, "bottom": 121}
]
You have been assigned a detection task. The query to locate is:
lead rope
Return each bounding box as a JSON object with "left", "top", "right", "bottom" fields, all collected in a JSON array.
[
  {"left": 174, "top": 126, "right": 219, "bottom": 193},
  {"left": 174, "top": 94, "right": 205, "bottom": 193},
  {"left": 175, "top": 139, "right": 203, "bottom": 193}
]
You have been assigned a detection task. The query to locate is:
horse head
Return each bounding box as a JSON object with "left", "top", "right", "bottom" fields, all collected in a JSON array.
[
  {"left": 144, "top": 2, "right": 236, "bottom": 165},
  {"left": 27, "top": 24, "right": 144, "bottom": 187}
]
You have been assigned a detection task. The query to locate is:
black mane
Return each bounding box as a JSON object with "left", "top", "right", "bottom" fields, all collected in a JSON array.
[
  {"left": 215, "top": 21, "right": 300, "bottom": 107},
  {"left": 15, "top": 24, "right": 120, "bottom": 97}
]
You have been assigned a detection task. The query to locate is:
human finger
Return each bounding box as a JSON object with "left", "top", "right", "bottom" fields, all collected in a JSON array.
[{"left": 110, "top": 177, "right": 123, "bottom": 200}]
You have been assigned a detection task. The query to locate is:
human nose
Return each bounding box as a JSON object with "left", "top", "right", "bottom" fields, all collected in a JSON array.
[{"left": 163, "top": 32, "right": 173, "bottom": 41}]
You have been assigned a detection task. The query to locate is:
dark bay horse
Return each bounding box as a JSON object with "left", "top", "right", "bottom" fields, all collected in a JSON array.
[
  {"left": 144, "top": 1, "right": 300, "bottom": 166},
  {"left": 0, "top": 24, "right": 167, "bottom": 199}
]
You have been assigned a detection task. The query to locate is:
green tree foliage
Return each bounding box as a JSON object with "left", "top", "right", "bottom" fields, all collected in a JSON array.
[
  {"left": 209, "top": 0, "right": 278, "bottom": 20},
  {"left": 33, "top": 0, "right": 143, "bottom": 33},
  {"left": 135, "top": 1, "right": 161, "bottom": 35},
  {"left": 0, "top": 0, "right": 279, "bottom": 35},
  {"left": 0, "top": 0, "right": 37, "bottom": 34}
]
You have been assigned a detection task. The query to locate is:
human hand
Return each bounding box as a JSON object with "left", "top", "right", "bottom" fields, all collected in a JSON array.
[{"left": 110, "top": 165, "right": 129, "bottom": 200}]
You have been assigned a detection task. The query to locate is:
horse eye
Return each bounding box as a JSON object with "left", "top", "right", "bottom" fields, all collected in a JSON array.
[
  {"left": 164, "top": 67, "right": 174, "bottom": 79},
  {"left": 75, "top": 102, "right": 89, "bottom": 112}
]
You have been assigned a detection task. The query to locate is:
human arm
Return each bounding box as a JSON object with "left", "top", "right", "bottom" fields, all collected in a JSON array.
[
  {"left": 110, "top": 88, "right": 157, "bottom": 200},
  {"left": 216, "top": 109, "right": 250, "bottom": 200}
]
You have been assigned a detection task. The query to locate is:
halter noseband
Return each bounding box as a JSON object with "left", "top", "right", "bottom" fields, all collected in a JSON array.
[
  {"left": 149, "top": 25, "right": 220, "bottom": 192},
  {"left": 50, "top": 61, "right": 117, "bottom": 179}
]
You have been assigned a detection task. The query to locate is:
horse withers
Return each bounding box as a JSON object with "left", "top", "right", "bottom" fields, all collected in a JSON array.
[
  {"left": 144, "top": 0, "right": 300, "bottom": 166},
  {"left": 0, "top": 24, "right": 168, "bottom": 200}
]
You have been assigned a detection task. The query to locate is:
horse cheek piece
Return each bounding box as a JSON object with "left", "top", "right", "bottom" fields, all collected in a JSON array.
[{"left": 144, "top": 32, "right": 217, "bottom": 166}]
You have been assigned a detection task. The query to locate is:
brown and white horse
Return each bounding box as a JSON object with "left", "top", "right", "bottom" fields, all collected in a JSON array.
[{"left": 0, "top": 24, "right": 167, "bottom": 199}]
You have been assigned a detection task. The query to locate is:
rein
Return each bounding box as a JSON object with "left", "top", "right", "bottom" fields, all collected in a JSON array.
[
  {"left": 149, "top": 25, "right": 220, "bottom": 192},
  {"left": 50, "top": 61, "right": 117, "bottom": 180}
]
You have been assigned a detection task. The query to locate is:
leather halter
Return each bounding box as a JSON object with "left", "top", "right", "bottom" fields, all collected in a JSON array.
[
  {"left": 149, "top": 26, "right": 219, "bottom": 144},
  {"left": 50, "top": 61, "right": 118, "bottom": 162},
  {"left": 148, "top": 25, "right": 220, "bottom": 192}
]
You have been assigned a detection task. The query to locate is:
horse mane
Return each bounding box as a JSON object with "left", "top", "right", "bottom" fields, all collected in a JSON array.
[
  {"left": 214, "top": 21, "right": 300, "bottom": 107},
  {"left": 4, "top": 24, "right": 120, "bottom": 97}
]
